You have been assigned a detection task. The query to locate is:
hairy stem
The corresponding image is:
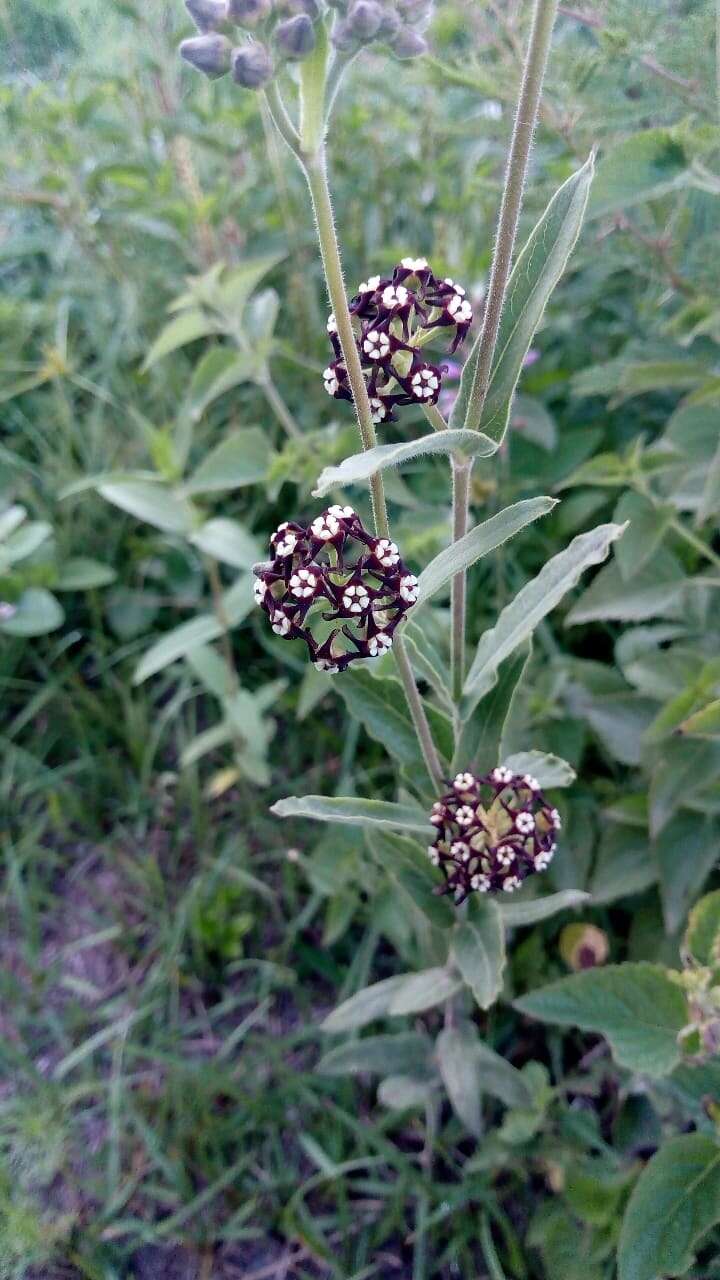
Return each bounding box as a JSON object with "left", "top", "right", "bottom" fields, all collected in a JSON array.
[
  {"left": 464, "top": 0, "right": 558, "bottom": 432},
  {"left": 451, "top": 457, "right": 471, "bottom": 702}
]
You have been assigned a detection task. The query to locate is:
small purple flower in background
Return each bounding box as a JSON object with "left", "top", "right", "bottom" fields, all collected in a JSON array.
[
  {"left": 0, "top": 602, "right": 17, "bottom": 622},
  {"left": 253, "top": 506, "right": 419, "bottom": 673},
  {"left": 428, "top": 767, "right": 560, "bottom": 904},
  {"left": 324, "top": 259, "right": 473, "bottom": 423}
]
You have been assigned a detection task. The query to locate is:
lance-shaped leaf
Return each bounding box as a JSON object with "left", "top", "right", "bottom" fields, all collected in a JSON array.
[
  {"left": 618, "top": 1134, "right": 720, "bottom": 1280},
  {"left": 389, "top": 968, "right": 464, "bottom": 1015},
  {"left": 436, "top": 1024, "right": 484, "bottom": 1137},
  {"left": 418, "top": 497, "right": 556, "bottom": 605},
  {"left": 322, "top": 976, "right": 412, "bottom": 1033},
  {"left": 452, "top": 153, "right": 594, "bottom": 441},
  {"left": 336, "top": 668, "right": 453, "bottom": 775},
  {"left": 464, "top": 523, "right": 626, "bottom": 702},
  {"left": 312, "top": 428, "right": 496, "bottom": 499},
  {"left": 451, "top": 899, "right": 506, "bottom": 1010},
  {"left": 133, "top": 577, "right": 252, "bottom": 684},
  {"left": 453, "top": 644, "right": 531, "bottom": 773},
  {"left": 271, "top": 794, "right": 432, "bottom": 835},
  {"left": 498, "top": 889, "right": 589, "bottom": 927}
]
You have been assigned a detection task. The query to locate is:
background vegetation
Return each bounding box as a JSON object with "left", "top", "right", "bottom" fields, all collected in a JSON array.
[{"left": 1, "top": 0, "right": 720, "bottom": 1276}]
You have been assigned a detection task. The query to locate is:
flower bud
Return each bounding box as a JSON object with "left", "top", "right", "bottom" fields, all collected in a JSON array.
[
  {"left": 274, "top": 13, "right": 316, "bottom": 57},
  {"left": 185, "top": 0, "right": 229, "bottom": 32},
  {"left": 376, "top": 7, "right": 401, "bottom": 39},
  {"left": 179, "top": 33, "right": 233, "bottom": 76},
  {"left": 390, "top": 27, "right": 428, "bottom": 57},
  {"left": 560, "top": 923, "right": 609, "bottom": 972},
  {"left": 396, "top": 0, "right": 434, "bottom": 29},
  {"left": 232, "top": 41, "right": 273, "bottom": 86},
  {"left": 228, "top": 0, "right": 272, "bottom": 26},
  {"left": 347, "top": 0, "right": 383, "bottom": 39},
  {"left": 330, "top": 17, "right": 357, "bottom": 50}
]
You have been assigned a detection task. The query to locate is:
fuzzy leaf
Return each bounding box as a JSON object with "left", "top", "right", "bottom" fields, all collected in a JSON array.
[
  {"left": 271, "top": 794, "right": 432, "bottom": 834},
  {"left": 451, "top": 900, "right": 505, "bottom": 1010},
  {"left": 418, "top": 497, "right": 556, "bottom": 605},
  {"left": 617, "top": 1134, "right": 720, "bottom": 1280},
  {"left": 312, "top": 429, "right": 496, "bottom": 498}
]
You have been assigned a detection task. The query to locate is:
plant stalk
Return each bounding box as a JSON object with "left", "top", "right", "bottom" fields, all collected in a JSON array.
[
  {"left": 451, "top": 457, "right": 471, "bottom": 701},
  {"left": 464, "top": 0, "right": 559, "bottom": 433}
]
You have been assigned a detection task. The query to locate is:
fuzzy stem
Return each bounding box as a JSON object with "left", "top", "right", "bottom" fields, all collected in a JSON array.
[
  {"left": 451, "top": 457, "right": 471, "bottom": 702},
  {"left": 464, "top": 0, "right": 558, "bottom": 432},
  {"left": 422, "top": 402, "right": 449, "bottom": 433}
]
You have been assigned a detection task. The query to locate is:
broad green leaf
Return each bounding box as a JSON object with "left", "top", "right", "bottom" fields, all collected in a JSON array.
[
  {"left": 389, "top": 968, "right": 463, "bottom": 1015},
  {"left": 452, "top": 154, "right": 594, "bottom": 441},
  {"left": 498, "top": 890, "right": 589, "bottom": 927},
  {"left": 214, "top": 253, "right": 284, "bottom": 315},
  {"left": 186, "top": 347, "right": 255, "bottom": 420},
  {"left": 337, "top": 669, "right": 453, "bottom": 776},
  {"left": 55, "top": 558, "right": 117, "bottom": 590},
  {"left": 367, "top": 830, "right": 455, "bottom": 929},
  {"left": 312, "top": 429, "right": 496, "bottom": 499},
  {"left": 617, "top": 1134, "right": 720, "bottom": 1280},
  {"left": 142, "top": 308, "right": 217, "bottom": 370},
  {"left": 589, "top": 128, "right": 689, "bottom": 219},
  {"left": 685, "top": 890, "right": 720, "bottom": 967},
  {"left": 0, "top": 588, "right": 64, "bottom": 637},
  {"left": 99, "top": 480, "right": 195, "bottom": 534},
  {"left": 474, "top": 1041, "right": 533, "bottom": 1109},
  {"left": 133, "top": 577, "right": 252, "bottom": 684},
  {"left": 0, "top": 504, "right": 26, "bottom": 541},
  {"left": 566, "top": 549, "right": 687, "bottom": 626},
  {"left": 418, "top": 497, "right": 556, "bottom": 605},
  {"left": 378, "top": 1075, "right": 434, "bottom": 1110},
  {"left": 514, "top": 963, "right": 687, "bottom": 1076},
  {"left": 679, "top": 698, "right": 720, "bottom": 739},
  {"left": 454, "top": 645, "right": 531, "bottom": 773},
  {"left": 322, "top": 977, "right": 411, "bottom": 1033},
  {"left": 317, "top": 1032, "right": 432, "bottom": 1077},
  {"left": 0, "top": 519, "right": 52, "bottom": 568},
  {"left": 451, "top": 900, "right": 505, "bottom": 1010},
  {"left": 437, "top": 1024, "right": 483, "bottom": 1137},
  {"left": 271, "top": 794, "right": 432, "bottom": 834},
  {"left": 501, "top": 750, "right": 576, "bottom": 789},
  {"left": 464, "top": 523, "right": 625, "bottom": 700},
  {"left": 613, "top": 492, "right": 673, "bottom": 582},
  {"left": 649, "top": 739, "right": 720, "bottom": 837},
  {"left": 655, "top": 812, "right": 720, "bottom": 935},
  {"left": 184, "top": 428, "right": 270, "bottom": 494},
  {"left": 190, "top": 518, "right": 261, "bottom": 569},
  {"left": 591, "top": 826, "right": 657, "bottom": 906}
]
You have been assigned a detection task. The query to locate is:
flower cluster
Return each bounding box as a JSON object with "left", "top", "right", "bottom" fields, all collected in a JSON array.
[
  {"left": 324, "top": 258, "right": 473, "bottom": 424},
  {"left": 253, "top": 505, "right": 419, "bottom": 673},
  {"left": 180, "top": 0, "right": 321, "bottom": 90},
  {"left": 330, "top": 0, "right": 433, "bottom": 60},
  {"left": 428, "top": 767, "right": 561, "bottom": 903}
]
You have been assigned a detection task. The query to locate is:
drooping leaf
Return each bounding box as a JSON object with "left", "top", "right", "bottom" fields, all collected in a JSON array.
[
  {"left": 312, "top": 428, "right": 496, "bottom": 498},
  {"left": 418, "top": 497, "right": 556, "bottom": 605},
  {"left": 515, "top": 963, "right": 687, "bottom": 1076},
  {"left": 271, "top": 794, "right": 432, "bottom": 834},
  {"left": 617, "top": 1134, "right": 720, "bottom": 1280},
  {"left": 184, "top": 428, "right": 270, "bottom": 494},
  {"left": 452, "top": 154, "right": 594, "bottom": 441},
  {"left": 451, "top": 899, "right": 505, "bottom": 1010}
]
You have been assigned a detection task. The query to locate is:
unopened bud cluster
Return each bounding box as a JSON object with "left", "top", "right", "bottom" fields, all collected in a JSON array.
[
  {"left": 253, "top": 505, "right": 419, "bottom": 673},
  {"left": 330, "top": 0, "right": 433, "bottom": 59},
  {"left": 180, "top": 0, "right": 321, "bottom": 90},
  {"left": 428, "top": 767, "right": 561, "bottom": 903},
  {"left": 324, "top": 258, "right": 473, "bottom": 424}
]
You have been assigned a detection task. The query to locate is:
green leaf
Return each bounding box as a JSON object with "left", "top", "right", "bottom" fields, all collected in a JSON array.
[
  {"left": 613, "top": 492, "right": 673, "bottom": 581},
  {"left": 678, "top": 698, "right": 720, "bottom": 739},
  {"left": 184, "top": 428, "right": 270, "bottom": 494},
  {"left": 453, "top": 154, "right": 594, "bottom": 441},
  {"left": 317, "top": 1032, "right": 432, "bottom": 1077},
  {"left": 0, "top": 519, "right": 52, "bottom": 568},
  {"left": 271, "top": 794, "right": 432, "bottom": 834},
  {"left": 589, "top": 128, "right": 689, "bottom": 219},
  {"left": 378, "top": 1075, "right": 434, "bottom": 1110},
  {"left": 402, "top": 620, "right": 453, "bottom": 710},
  {"left": 389, "top": 968, "right": 464, "bottom": 1015},
  {"left": 189, "top": 518, "right": 261, "bottom": 569},
  {"left": 186, "top": 348, "right": 255, "bottom": 420},
  {"left": 417, "top": 497, "right": 556, "bottom": 605},
  {"left": 0, "top": 588, "right": 64, "bottom": 637},
  {"left": 501, "top": 750, "right": 576, "bottom": 789},
  {"left": 649, "top": 739, "right": 720, "bottom": 837},
  {"left": 451, "top": 900, "right": 505, "bottom": 1010},
  {"left": 566, "top": 549, "right": 687, "bottom": 626},
  {"left": 474, "top": 1042, "right": 533, "bottom": 1109},
  {"left": 321, "top": 977, "right": 411, "bottom": 1033},
  {"left": 132, "top": 577, "right": 252, "bottom": 684},
  {"left": 617, "top": 1134, "right": 720, "bottom": 1280},
  {"left": 367, "top": 830, "right": 455, "bottom": 930},
  {"left": 312, "top": 428, "right": 496, "bottom": 498},
  {"left": 454, "top": 644, "right": 530, "bottom": 775},
  {"left": 142, "top": 308, "right": 217, "bottom": 370},
  {"left": 685, "top": 890, "right": 720, "bottom": 967},
  {"left": 436, "top": 1024, "right": 483, "bottom": 1137},
  {"left": 464, "top": 523, "right": 625, "bottom": 700},
  {"left": 655, "top": 813, "right": 720, "bottom": 935},
  {"left": 498, "top": 890, "right": 589, "bottom": 927},
  {"left": 98, "top": 480, "right": 195, "bottom": 534},
  {"left": 55, "top": 557, "right": 117, "bottom": 590},
  {"left": 337, "top": 669, "right": 452, "bottom": 777},
  {"left": 515, "top": 963, "right": 687, "bottom": 1076}
]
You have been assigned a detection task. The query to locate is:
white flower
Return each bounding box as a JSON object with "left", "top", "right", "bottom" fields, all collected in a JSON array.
[
  {"left": 534, "top": 848, "right": 554, "bottom": 870},
  {"left": 273, "top": 523, "right": 298, "bottom": 557},
  {"left": 381, "top": 284, "right": 409, "bottom": 309},
  {"left": 455, "top": 804, "right": 475, "bottom": 828},
  {"left": 492, "top": 766, "right": 514, "bottom": 785},
  {"left": 323, "top": 366, "right": 339, "bottom": 396},
  {"left": 373, "top": 538, "right": 400, "bottom": 568},
  {"left": 430, "top": 802, "right": 445, "bottom": 825},
  {"left": 502, "top": 875, "right": 522, "bottom": 893},
  {"left": 253, "top": 579, "right": 267, "bottom": 605},
  {"left": 448, "top": 293, "right": 473, "bottom": 324},
  {"left": 516, "top": 812, "right": 535, "bottom": 835},
  {"left": 399, "top": 574, "right": 419, "bottom": 604},
  {"left": 453, "top": 771, "right": 475, "bottom": 793},
  {"left": 410, "top": 367, "right": 440, "bottom": 400},
  {"left": 342, "top": 584, "right": 370, "bottom": 614},
  {"left": 289, "top": 569, "right": 319, "bottom": 599},
  {"left": 362, "top": 329, "right": 391, "bottom": 360},
  {"left": 315, "top": 658, "right": 340, "bottom": 674},
  {"left": 370, "top": 397, "right": 387, "bottom": 424},
  {"left": 450, "top": 840, "right": 471, "bottom": 862},
  {"left": 367, "top": 632, "right": 392, "bottom": 658},
  {"left": 271, "top": 611, "right": 290, "bottom": 636},
  {"left": 496, "top": 845, "right": 515, "bottom": 867},
  {"left": 311, "top": 513, "right": 340, "bottom": 541},
  {"left": 358, "top": 275, "right": 380, "bottom": 294},
  {"left": 550, "top": 808, "right": 562, "bottom": 830},
  {"left": 401, "top": 256, "right": 428, "bottom": 272},
  {"left": 471, "top": 873, "right": 491, "bottom": 893},
  {"left": 443, "top": 278, "right": 465, "bottom": 295},
  {"left": 326, "top": 313, "right": 337, "bottom": 334},
  {"left": 427, "top": 845, "right": 440, "bottom": 865},
  {"left": 522, "top": 774, "right": 540, "bottom": 792},
  {"left": 327, "top": 504, "right": 354, "bottom": 520}
]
